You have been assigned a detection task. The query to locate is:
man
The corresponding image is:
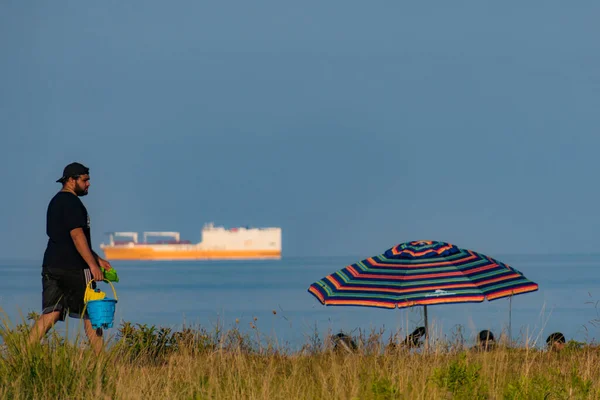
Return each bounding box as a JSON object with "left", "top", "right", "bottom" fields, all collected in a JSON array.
[
  {"left": 28, "top": 162, "right": 112, "bottom": 354},
  {"left": 546, "top": 332, "right": 566, "bottom": 351},
  {"left": 472, "top": 329, "right": 496, "bottom": 352}
]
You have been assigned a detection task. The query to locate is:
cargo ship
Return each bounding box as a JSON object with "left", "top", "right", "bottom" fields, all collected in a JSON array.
[{"left": 99, "top": 223, "right": 282, "bottom": 261}]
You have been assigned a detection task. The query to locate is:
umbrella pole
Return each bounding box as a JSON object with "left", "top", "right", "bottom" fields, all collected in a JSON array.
[
  {"left": 424, "top": 305, "right": 429, "bottom": 346},
  {"left": 508, "top": 295, "right": 512, "bottom": 347}
]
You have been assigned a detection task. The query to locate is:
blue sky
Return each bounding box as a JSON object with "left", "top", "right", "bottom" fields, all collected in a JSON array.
[{"left": 1, "top": 1, "right": 599, "bottom": 260}]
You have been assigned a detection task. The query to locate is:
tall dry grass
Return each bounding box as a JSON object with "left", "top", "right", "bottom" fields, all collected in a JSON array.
[{"left": 1, "top": 310, "right": 599, "bottom": 399}]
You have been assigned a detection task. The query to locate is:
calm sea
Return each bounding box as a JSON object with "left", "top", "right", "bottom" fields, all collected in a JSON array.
[{"left": 1, "top": 254, "right": 599, "bottom": 349}]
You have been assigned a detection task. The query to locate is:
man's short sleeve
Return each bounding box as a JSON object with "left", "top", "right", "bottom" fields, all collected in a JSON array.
[{"left": 62, "top": 196, "right": 87, "bottom": 232}]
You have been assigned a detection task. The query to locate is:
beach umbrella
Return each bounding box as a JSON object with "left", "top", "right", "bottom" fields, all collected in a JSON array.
[{"left": 308, "top": 240, "right": 538, "bottom": 342}]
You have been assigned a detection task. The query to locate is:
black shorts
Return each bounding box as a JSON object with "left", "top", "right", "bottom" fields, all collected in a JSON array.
[{"left": 41, "top": 268, "right": 95, "bottom": 320}]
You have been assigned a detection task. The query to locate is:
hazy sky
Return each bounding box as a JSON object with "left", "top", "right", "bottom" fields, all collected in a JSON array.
[{"left": 1, "top": 1, "right": 599, "bottom": 260}]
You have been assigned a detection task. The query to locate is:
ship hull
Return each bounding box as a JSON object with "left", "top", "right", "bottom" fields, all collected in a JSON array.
[
  {"left": 101, "top": 247, "right": 281, "bottom": 261},
  {"left": 101, "top": 223, "right": 282, "bottom": 261}
]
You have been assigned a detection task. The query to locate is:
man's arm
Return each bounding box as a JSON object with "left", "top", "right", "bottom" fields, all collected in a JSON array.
[{"left": 70, "top": 228, "right": 104, "bottom": 281}]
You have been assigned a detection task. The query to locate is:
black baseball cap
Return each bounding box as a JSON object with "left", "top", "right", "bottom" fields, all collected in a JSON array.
[{"left": 56, "top": 162, "right": 90, "bottom": 183}]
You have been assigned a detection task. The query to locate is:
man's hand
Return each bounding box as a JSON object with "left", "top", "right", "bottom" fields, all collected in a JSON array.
[
  {"left": 97, "top": 257, "right": 112, "bottom": 271},
  {"left": 90, "top": 265, "right": 104, "bottom": 282}
]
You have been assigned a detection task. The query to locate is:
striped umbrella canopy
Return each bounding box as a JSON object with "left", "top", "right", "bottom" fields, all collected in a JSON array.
[{"left": 308, "top": 240, "right": 539, "bottom": 339}]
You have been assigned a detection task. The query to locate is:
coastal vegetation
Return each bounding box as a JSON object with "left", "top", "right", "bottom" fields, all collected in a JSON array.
[{"left": 1, "top": 311, "right": 599, "bottom": 399}]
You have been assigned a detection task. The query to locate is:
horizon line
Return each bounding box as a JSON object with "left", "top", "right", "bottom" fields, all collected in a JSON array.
[{"left": 2, "top": 252, "right": 600, "bottom": 264}]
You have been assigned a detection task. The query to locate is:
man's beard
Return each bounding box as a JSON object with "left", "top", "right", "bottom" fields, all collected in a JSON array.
[{"left": 74, "top": 184, "right": 88, "bottom": 196}]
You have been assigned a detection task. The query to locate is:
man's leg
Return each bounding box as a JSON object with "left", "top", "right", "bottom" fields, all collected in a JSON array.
[
  {"left": 84, "top": 319, "right": 103, "bottom": 355},
  {"left": 62, "top": 267, "right": 102, "bottom": 354},
  {"left": 32, "top": 270, "right": 65, "bottom": 345},
  {"left": 28, "top": 311, "right": 61, "bottom": 345}
]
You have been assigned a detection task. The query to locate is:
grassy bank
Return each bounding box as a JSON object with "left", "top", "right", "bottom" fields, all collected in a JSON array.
[{"left": 1, "top": 313, "right": 599, "bottom": 399}]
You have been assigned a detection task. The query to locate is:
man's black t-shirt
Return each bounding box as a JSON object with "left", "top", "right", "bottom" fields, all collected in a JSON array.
[{"left": 42, "top": 191, "right": 91, "bottom": 270}]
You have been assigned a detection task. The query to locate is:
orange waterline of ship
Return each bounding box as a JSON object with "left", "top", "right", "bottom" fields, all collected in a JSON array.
[{"left": 102, "top": 248, "right": 281, "bottom": 260}]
